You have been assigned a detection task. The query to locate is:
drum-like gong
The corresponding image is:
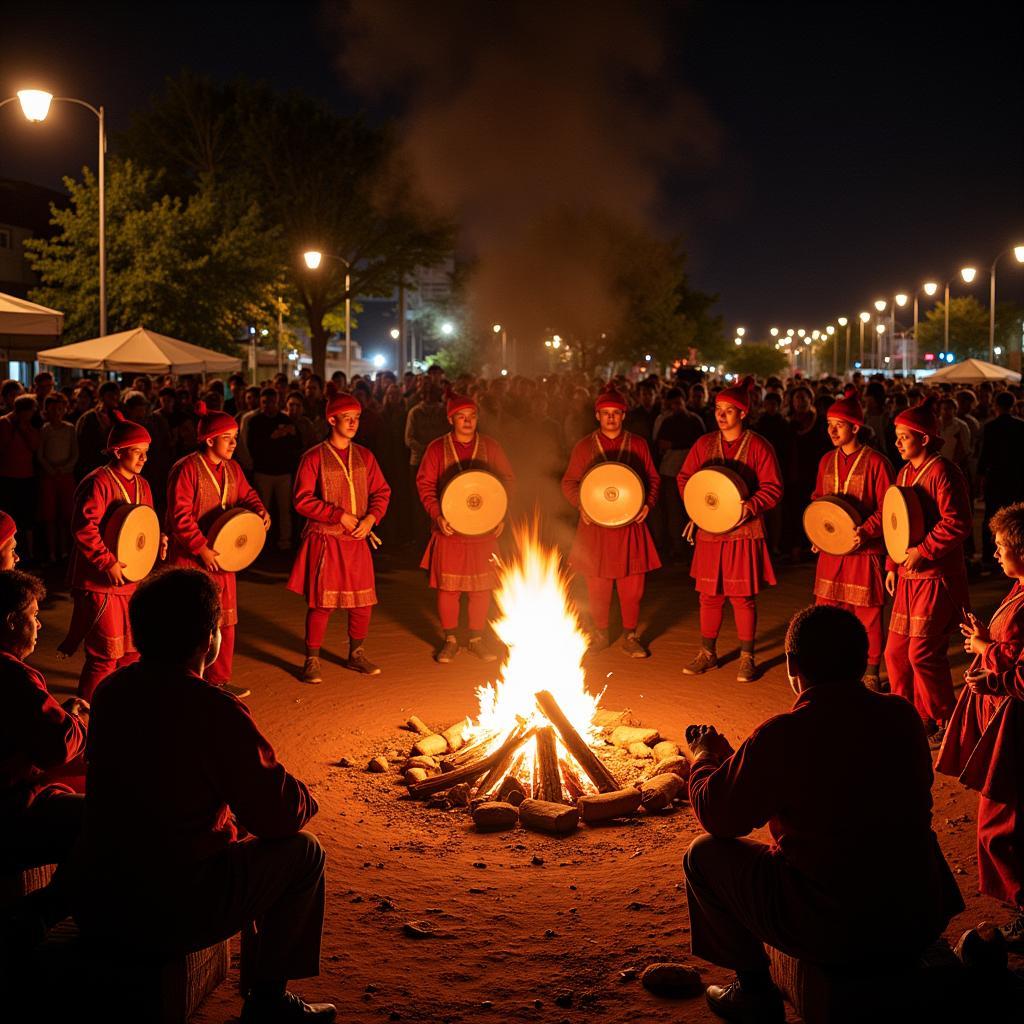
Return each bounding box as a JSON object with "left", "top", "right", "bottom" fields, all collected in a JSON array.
[
  {"left": 103, "top": 504, "right": 160, "bottom": 582},
  {"left": 683, "top": 467, "right": 749, "bottom": 534},
  {"left": 441, "top": 470, "right": 508, "bottom": 536},
  {"left": 208, "top": 508, "right": 267, "bottom": 572},
  {"left": 882, "top": 485, "right": 925, "bottom": 564},
  {"left": 579, "top": 463, "right": 645, "bottom": 527},
  {"left": 803, "top": 495, "right": 863, "bottom": 556}
]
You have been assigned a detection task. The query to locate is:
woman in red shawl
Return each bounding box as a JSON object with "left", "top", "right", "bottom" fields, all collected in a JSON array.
[{"left": 937, "top": 501, "right": 1024, "bottom": 951}]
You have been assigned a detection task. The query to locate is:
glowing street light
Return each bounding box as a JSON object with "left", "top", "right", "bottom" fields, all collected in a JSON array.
[
  {"left": 811, "top": 330, "right": 820, "bottom": 340},
  {"left": 389, "top": 328, "right": 400, "bottom": 340},
  {"left": 895, "top": 293, "right": 908, "bottom": 307},
  {"left": 941, "top": 266, "right": 980, "bottom": 354},
  {"left": 3, "top": 87, "right": 107, "bottom": 334},
  {"left": 786, "top": 329, "right": 795, "bottom": 337},
  {"left": 769, "top": 327, "right": 779, "bottom": 337},
  {"left": 797, "top": 329, "right": 806, "bottom": 338},
  {"left": 372, "top": 354, "right": 386, "bottom": 369},
  {"left": 857, "top": 312, "right": 870, "bottom": 367},
  {"left": 301, "top": 249, "right": 353, "bottom": 379},
  {"left": 960, "top": 266, "right": 977, "bottom": 284},
  {"left": 734, "top": 336, "right": 743, "bottom": 345},
  {"left": 440, "top": 321, "right": 455, "bottom": 337},
  {"left": 874, "top": 299, "right": 887, "bottom": 313},
  {"left": 987, "top": 244, "right": 1024, "bottom": 361},
  {"left": 736, "top": 326, "right": 746, "bottom": 337},
  {"left": 923, "top": 281, "right": 938, "bottom": 296},
  {"left": 826, "top": 324, "right": 835, "bottom": 335},
  {"left": 302, "top": 250, "right": 323, "bottom": 270}
]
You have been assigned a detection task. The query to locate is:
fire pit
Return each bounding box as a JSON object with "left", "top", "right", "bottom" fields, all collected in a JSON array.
[{"left": 382, "top": 526, "right": 690, "bottom": 835}]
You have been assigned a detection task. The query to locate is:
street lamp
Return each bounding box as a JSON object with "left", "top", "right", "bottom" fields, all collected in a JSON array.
[
  {"left": 769, "top": 327, "right": 779, "bottom": 337},
  {"left": 736, "top": 327, "right": 746, "bottom": 337},
  {"left": 942, "top": 266, "right": 978, "bottom": 356},
  {"left": 441, "top": 321, "right": 455, "bottom": 337},
  {"left": 493, "top": 322, "right": 508, "bottom": 372},
  {"left": 858, "top": 312, "right": 870, "bottom": 368},
  {"left": 2, "top": 88, "right": 107, "bottom": 335},
  {"left": 987, "top": 244, "right": 1024, "bottom": 361},
  {"left": 302, "top": 249, "right": 353, "bottom": 379}
]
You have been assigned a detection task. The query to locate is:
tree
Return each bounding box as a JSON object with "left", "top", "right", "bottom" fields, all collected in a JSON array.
[
  {"left": 915, "top": 297, "right": 989, "bottom": 361},
  {"left": 726, "top": 343, "right": 787, "bottom": 378},
  {"left": 23, "top": 160, "right": 280, "bottom": 348},
  {"left": 121, "top": 75, "right": 456, "bottom": 378}
]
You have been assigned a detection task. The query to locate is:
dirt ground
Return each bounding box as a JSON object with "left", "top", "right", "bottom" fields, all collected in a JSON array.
[{"left": 31, "top": 549, "right": 1023, "bottom": 1023}]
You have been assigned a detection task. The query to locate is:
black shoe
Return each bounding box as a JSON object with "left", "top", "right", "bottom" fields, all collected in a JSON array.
[
  {"left": 705, "top": 979, "right": 785, "bottom": 1023},
  {"left": 927, "top": 723, "right": 946, "bottom": 750},
  {"left": 683, "top": 648, "right": 718, "bottom": 675},
  {"left": 586, "top": 628, "right": 610, "bottom": 654},
  {"left": 1000, "top": 910, "right": 1024, "bottom": 952},
  {"left": 300, "top": 656, "right": 323, "bottom": 685},
  {"left": 241, "top": 991, "right": 337, "bottom": 1022},
  {"left": 736, "top": 653, "right": 758, "bottom": 683},
  {"left": 347, "top": 646, "right": 381, "bottom": 676},
  {"left": 467, "top": 635, "right": 498, "bottom": 662},
  {"left": 223, "top": 682, "right": 252, "bottom": 699},
  {"left": 436, "top": 635, "right": 459, "bottom": 663},
  {"left": 620, "top": 631, "right": 649, "bottom": 658}
]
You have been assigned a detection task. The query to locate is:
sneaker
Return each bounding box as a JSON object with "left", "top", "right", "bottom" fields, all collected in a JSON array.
[
  {"left": 224, "top": 682, "right": 252, "bottom": 699},
  {"left": 467, "top": 635, "right": 498, "bottom": 662},
  {"left": 620, "top": 631, "right": 649, "bottom": 658},
  {"left": 928, "top": 724, "right": 946, "bottom": 750},
  {"left": 736, "top": 653, "right": 758, "bottom": 683},
  {"left": 999, "top": 910, "right": 1024, "bottom": 952},
  {"left": 347, "top": 646, "right": 381, "bottom": 676},
  {"left": 586, "top": 629, "right": 610, "bottom": 654},
  {"left": 705, "top": 979, "right": 785, "bottom": 1023},
  {"left": 682, "top": 648, "right": 718, "bottom": 675},
  {"left": 435, "top": 635, "right": 459, "bottom": 663},
  {"left": 241, "top": 990, "right": 337, "bottom": 1023},
  {"left": 300, "top": 656, "right": 323, "bottom": 685}
]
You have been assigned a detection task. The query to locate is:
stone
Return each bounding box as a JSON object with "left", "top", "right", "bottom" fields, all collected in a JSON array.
[
  {"left": 639, "top": 962, "right": 702, "bottom": 998},
  {"left": 610, "top": 726, "right": 660, "bottom": 748},
  {"left": 628, "top": 742, "right": 654, "bottom": 759},
  {"left": 367, "top": 756, "right": 390, "bottom": 773},
  {"left": 402, "top": 921, "right": 439, "bottom": 939},
  {"left": 652, "top": 741, "right": 679, "bottom": 760},
  {"left": 554, "top": 993, "right": 573, "bottom": 1008}
]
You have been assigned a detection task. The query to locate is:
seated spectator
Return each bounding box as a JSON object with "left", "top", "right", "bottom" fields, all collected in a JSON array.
[
  {"left": 683, "top": 605, "right": 962, "bottom": 1020},
  {"left": 76, "top": 569, "right": 334, "bottom": 1022},
  {"left": 0, "top": 569, "right": 87, "bottom": 932}
]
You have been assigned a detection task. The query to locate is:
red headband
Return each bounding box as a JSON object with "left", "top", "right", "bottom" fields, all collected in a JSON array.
[
  {"left": 446, "top": 391, "right": 477, "bottom": 419},
  {"left": 327, "top": 394, "right": 361, "bottom": 419},
  {"left": 195, "top": 400, "right": 238, "bottom": 442},
  {"left": 594, "top": 386, "right": 627, "bottom": 412}
]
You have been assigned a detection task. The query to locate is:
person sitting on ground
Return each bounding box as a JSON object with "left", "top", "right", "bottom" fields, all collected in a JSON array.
[
  {"left": 76, "top": 568, "right": 335, "bottom": 1023},
  {"left": 0, "top": 569, "right": 87, "bottom": 934},
  {"left": 682, "top": 604, "right": 963, "bottom": 1023}
]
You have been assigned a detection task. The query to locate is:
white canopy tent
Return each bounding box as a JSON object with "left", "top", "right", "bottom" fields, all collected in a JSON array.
[
  {"left": 0, "top": 292, "right": 65, "bottom": 375},
  {"left": 925, "top": 357, "right": 1021, "bottom": 384},
  {"left": 37, "top": 326, "right": 242, "bottom": 375}
]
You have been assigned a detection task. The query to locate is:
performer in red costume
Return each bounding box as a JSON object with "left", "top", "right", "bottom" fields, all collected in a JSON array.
[
  {"left": 61, "top": 415, "right": 163, "bottom": 701},
  {"left": 0, "top": 509, "right": 18, "bottom": 569},
  {"left": 561, "top": 387, "right": 660, "bottom": 658},
  {"left": 810, "top": 389, "right": 894, "bottom": 689},
  {"left": 884, "top": 397, "right": 972, "bottom": 747},
  {"left": 165, "top": 401, "right": 270, "bottom": 698},
  {"left": 417, "top": 392, "right": 515, "bottom": 663},
  {"left": 938, "top": 501, "right": 1024, "bottom": 950},
  {"left": 676, "top": 376, "right": 782, "bottom": 681},
  {"left": 289, "top": 394, "right": 390, "bottom": 682}
]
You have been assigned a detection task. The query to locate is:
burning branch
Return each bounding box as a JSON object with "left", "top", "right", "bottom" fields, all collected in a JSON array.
[{"left": 535, "top": 689, "right": 620, "bottom": 793}]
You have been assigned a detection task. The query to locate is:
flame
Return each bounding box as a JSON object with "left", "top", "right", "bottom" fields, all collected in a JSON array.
[{"left": 470, "top": 522, "right": 603, "bottom": 767}]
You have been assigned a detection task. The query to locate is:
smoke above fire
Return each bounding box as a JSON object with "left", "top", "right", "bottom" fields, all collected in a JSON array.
[{"left": 330, "top": 0, "right": 720, "bottom": 357}]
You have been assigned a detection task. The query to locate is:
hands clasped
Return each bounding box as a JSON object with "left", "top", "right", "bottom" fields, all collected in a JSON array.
[{"left": 685, "top": 723, "right": 734, "bottom": 763}]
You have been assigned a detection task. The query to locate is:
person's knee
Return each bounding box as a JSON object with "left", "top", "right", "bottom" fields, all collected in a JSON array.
[
  {"left": 292, "top": 830, "right": 326, "bottom": 875},
  {"left": 683, "top": 833, "right": 718, "bottom": 882}
]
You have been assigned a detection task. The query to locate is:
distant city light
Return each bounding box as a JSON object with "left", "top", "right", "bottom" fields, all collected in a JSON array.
[
  {"left": 645, "top": 353, "right": 652, "bottom": 361},
  {"left": 493, "top": 323, "right": 502, "bottom": 333},
  {"left": 736, "top": 327, "right": 746, "bottom": 337},
  {"left": 372, "top": 354, "right": 386, "bottom": 369},
  {"left": 440, "top": 321, "right": 455, "bottom": 336},
  {"left": 994, "top": 346, "right": 1003, "bottom": 356},
  {"left": 390, "top": 328, "right": 400, "bottom": 340},
  {"left": 960, "top": 266, "right": 977, "bottom": 284},
  {"left": 854, "top": 361, "right": 862, "bottom": 368},
  {"left": 923, "top": 282, "right": 938, "bottom": 296},
  {"left": 734, "top": 337, "right": 743, "bottom": 345},
  {"left": 260, "top": 328, "right": 269, "bottom": 337},
  {"left": 770, "top": 327, "right": 779, "bottom": 337},
  {"left": 552, "top": 339, "right": 561, "bottom": 349},
  {"left": 946, "top": 353, "right": 955, "bottom": 363},
  {"left": 837, "top": 317, "right": 848, "bottom": 327},
  {"left": 500, "top": 368, "right": 509, "bottom": 376}
]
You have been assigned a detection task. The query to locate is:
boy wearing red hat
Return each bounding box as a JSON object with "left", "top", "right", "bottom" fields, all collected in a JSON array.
[
  {"left": 165, "top": 402, "right": 271, "bottom": 697},
  {"left": 885, "top": 398, "right": 972, "bottom": 747},
  {"left": 810, "top": 392, "right": 894, "bottom": 689},
  {"left": 61, "top": 415, "right": 164, "bottom": 700},
  {"left": 289, "top": 394, "right": 391, "bottom": 682},
  {"left": 0, "top": 510, "right": 18, "bottom": 569},
  {"left": 676, "top": 376, "right": 783, "bottom": 681},
  {"left": 562, "top": 387, "right": 661, "bottom": 658},
  {"left": 417, "top": 392, "right": 515, "bottom": 662}
]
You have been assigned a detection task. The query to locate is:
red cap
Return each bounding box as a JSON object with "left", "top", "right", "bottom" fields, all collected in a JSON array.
[
  {"left": 826, "top": 394, "right": 864, "bottom": 427},
  {"left": 327, "top": 394, "right": 361, "bottom": 419},
  {"left": 446, "top": 390, "right": 477, "bottom": 419},
  {"left": 715, "top": 375, "right": 756, "bottom": 413},
  {"left": 594, "top": 386, "right": 627, "bottom": 412},
  {"left": 842, "top": 384, "right": 858, "bottom": 399},
  {"left": 894, "top": 396, "right": 939, "bottom": 439},
  {"left": 0, "top": 510, "right": 15, "bottom": 547},
  {"left": 106, "top": 410, "right": 151, "bottom": 451},
  {"left": 194, "top": 400, "right": 238, "bottom": 442}
]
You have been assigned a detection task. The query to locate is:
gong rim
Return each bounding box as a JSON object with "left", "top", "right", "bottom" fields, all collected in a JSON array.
[
  {"left": 440, "top": 469, "right": 508, "bottom": 536},
  {"left": 882, "top": 484, "right": 924, "bottom": 564},
  {"left": 682, "top": 467, "right": 749, "bottom": 534},
  {"left": 579, "top": 462, "right": 645, "bottom": 527},
  {"left": 803, "top": 495, "right": 863, "bottom": 555},
  {"left": 106, "top": 504, "right": 160, "bottom": 582},
  {"left": 208, "top": 508, "right": 267, "bottom": 572}
]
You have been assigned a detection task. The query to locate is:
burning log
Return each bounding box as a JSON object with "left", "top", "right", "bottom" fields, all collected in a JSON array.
[
  {"left": 440, "top": 732, "right": 499, "bottom": 772},
  {"left": 639, "top": 773, "right": 682, "bottom": 812},
  {"left": 534, "top": 727, "right": 565, "bottom": 804},
  {"left": 535, "top": 690, "right": 620, "bottom": 793},
  {"left": 610, "top": 726, "right": 660, "bottom": 748},
  {"left": 519, "top": 798, "right": 579, "bottom": 836},
  {"left": 412, "top": 734, "right": 448, "bottom": 758},
  {"left": 472, "top": 801, "right": 519, "bottom": 832},
  {"left": 476, "top": 727, "right": 537, "bottom": 797},
  {"left": 408, "top": 728, "right": 532, "bottom": 799},
  {"left": 560, "top": 761, "right": 586, "bottom": 802},
  {"left": 577, "top": 787, "right": 643, "bottom": 824}
]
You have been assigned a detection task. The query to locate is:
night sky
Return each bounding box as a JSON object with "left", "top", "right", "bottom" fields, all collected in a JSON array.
[{"left": 2, "top": 1, "right": 1022, "bottom": 338}]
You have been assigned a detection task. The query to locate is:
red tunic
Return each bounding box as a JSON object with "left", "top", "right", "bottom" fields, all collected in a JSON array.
[
  {"left": 165, "top": 452, "right": 267, "bottom": 628},
  {"left": 0, "top": 651, "right": 86, "bottom": 820},
  {"left": 887, "top": 456, "right": 971, "bottom": 637},
  {"left": 676, "top": 430, "right": 782, "bottom": 596},
  {"left": 561, "top": 430, "right": 661, "bottom": 579},
  {"left": 418, "top": 433, "right": 516, "bottom": 591},
  {"left": 287, "top": 441, "right": 390, "bottom": 608},
  {"left": 811, "top": 445, "right": 894, "bottom": 607}
]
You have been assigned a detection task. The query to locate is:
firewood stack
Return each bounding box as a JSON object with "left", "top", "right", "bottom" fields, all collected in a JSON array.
[{"left": 372, "top": 692, "right": 691, "bottom": 837}]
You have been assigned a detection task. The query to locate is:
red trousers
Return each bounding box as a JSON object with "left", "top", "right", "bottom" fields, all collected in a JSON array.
[
  {"left": 76, "top": 591, "right": 138, "bottom": 702},
  {"left": 699, "top": 593, "right": 756, "bottom": 643},
  {"left": 817, "top": 598, "right": 883, "bottom": 664},
  {"left": 305, "top": 607, "right": 372, "bottom": 648},
  {"left": 205, "top": 624, "right": 235, "bottom": 686},
  {"left": 978, "top": 794, "right": 1024, "bottom": 908},
  {"left": 585, "top": 574, "right": 644, "bottom": 631},
  {"left": 438, "top": 590, "right": 491, "bottom": 632},
  {"left": 884, "top": 631, "right": 956, "bottom": 724}
]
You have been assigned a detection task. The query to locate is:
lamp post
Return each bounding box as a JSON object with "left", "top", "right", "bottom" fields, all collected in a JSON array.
[
  {"left": 2, "top": 89, "right": 107, "bottom": 336},
  {"left": 493, "top": 323, "right": 507, "bottom": 373},
  {"left": 302, "top": 250, "right": 352, "bottom": 380},
  {"left": 944, "top": 266, "right": 977, "bottom": 356},
  {"left": 858, "top": 311, "right": 870, "bottom": 367},
  {"left": 988, "top": 244, "right": 1024, "bottom": 362},
  {"left": 837, "top": 317, "right": 849, "bottom": 375},
  {"left": 912, "top": 282, "right": 939, "bottom": 372}
]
